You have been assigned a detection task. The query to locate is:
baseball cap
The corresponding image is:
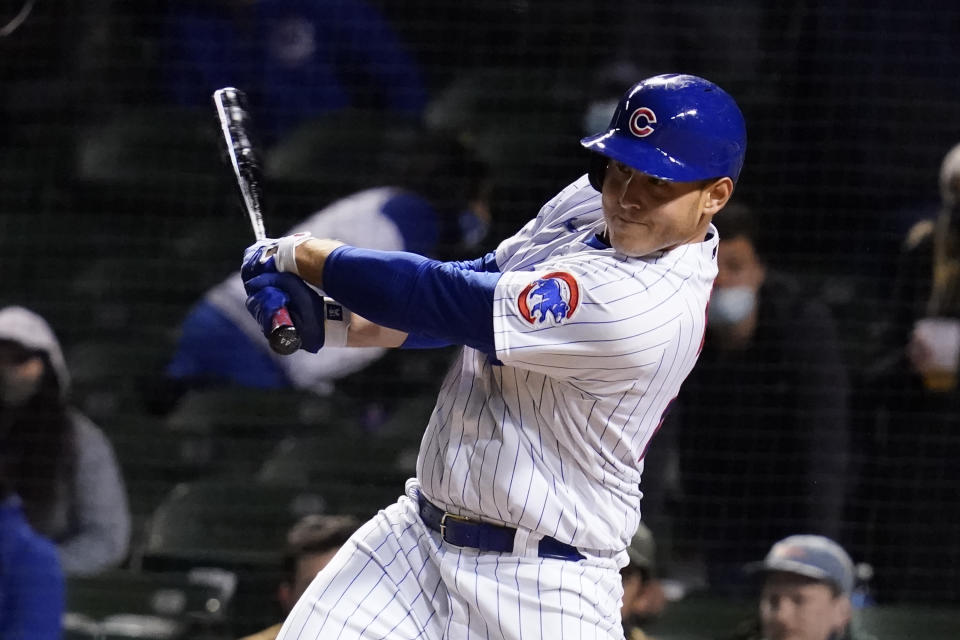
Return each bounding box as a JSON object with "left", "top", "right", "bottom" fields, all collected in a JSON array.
[
  {"left": 626, "top": 523, "right": 656, "bottom": 577},
  {"left": 746, "top": 535, "right": 855, "bottom": 595}
]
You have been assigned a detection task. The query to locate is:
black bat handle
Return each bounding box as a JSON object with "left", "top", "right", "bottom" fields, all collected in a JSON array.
[{"left": 269, "top": 308, "right": 302, "bottom": 355}]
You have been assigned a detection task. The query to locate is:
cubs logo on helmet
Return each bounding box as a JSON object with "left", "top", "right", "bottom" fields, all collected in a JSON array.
[
  {"left": 517, "top": 272, "right": 580, "bottom": 325},
  {"left": 628, "top": 107, "right": 656, "bottom": 137}
]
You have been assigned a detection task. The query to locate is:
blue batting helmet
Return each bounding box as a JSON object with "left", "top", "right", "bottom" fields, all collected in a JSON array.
[{"left": 581, "top": 74, "right": 746, "bottom": 190}]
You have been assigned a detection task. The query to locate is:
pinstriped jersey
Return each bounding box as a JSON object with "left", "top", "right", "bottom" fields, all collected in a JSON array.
[{"left": 416, "top": 174, "right": 718, "bottom": 556}]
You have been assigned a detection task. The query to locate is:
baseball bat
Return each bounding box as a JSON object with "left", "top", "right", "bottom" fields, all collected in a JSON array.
[{"left": 212, "top": 87, "right": 301, "bottom": 355}]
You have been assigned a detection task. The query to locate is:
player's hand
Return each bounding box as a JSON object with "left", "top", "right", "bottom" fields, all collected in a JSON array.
[
  {"left": 244, "top": 272, "right": 325, "bottom": 352},
  {"left": 241, "top": 232, "right": 313, "bottom": 282}
]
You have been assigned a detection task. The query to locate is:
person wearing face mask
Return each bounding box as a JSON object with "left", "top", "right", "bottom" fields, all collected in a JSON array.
[
  {"left": 669, "top": 202, "right": 850, "bottom": 596},
  {"left": 0, "top": 306, "right": 131, "bottom": 576}
]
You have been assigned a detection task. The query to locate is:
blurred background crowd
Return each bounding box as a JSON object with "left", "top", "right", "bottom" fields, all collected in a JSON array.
[{"left": 1, "top": 1, "right": 958, "bottom": 639}]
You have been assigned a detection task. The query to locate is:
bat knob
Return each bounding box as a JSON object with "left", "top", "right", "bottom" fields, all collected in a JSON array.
[
  {"left": 269, "top": 325, "right": 301, "bottom": 355},
  {"left": 269, "top": 307, "right": 301, "bottom": 355}
]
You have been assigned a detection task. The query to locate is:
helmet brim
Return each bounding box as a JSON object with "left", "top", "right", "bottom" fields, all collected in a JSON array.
[{"left": 580, "top": 130, "right": 721, "bottom": 183}]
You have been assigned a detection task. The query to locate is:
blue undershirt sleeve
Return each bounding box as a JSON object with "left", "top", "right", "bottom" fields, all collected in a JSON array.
[
  {"left": 323, "top": 246, "right": 501, "bottom": 354},
  {"left": 398, "top": 250, "right": 500, "bottom": 349},
  {"left": 446, "top": 251, "right": 500, "bottom": 273}
]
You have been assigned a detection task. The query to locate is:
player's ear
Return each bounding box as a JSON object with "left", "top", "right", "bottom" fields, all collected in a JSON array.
[{"left": 701, "top": 177, "right": 733, "bottom": 215}]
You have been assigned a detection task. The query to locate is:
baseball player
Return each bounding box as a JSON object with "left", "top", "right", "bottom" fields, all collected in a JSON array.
[{"left": 241, "top": 73, "right": 746, "bottom": 639}]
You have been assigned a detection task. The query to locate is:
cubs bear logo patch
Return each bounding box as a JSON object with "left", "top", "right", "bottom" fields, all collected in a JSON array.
[{"left": 517, "top": 272, "right": 580, "bottom": 325}]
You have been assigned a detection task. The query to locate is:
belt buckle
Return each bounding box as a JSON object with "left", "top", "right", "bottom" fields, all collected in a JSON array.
[{"left": 439, "top": 511, "right": 471, "bottom": 549}]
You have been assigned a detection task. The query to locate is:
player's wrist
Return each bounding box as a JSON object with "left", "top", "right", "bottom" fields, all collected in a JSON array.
[
  {"left": 321, "top": 297, "right": 351, "bottom": 347},
  {"left": 274, "top": 232, "right": 313, "bottom": 275},
  {"left": 295, "top": 237, "right": 347, "bottom": 287}
]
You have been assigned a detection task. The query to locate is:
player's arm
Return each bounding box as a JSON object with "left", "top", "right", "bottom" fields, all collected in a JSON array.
[
  {"left": 305, "top": 240, "right": 500, "bottom": 353},
  {"left": 243, "top": 236, "right": 500, "bottom": 352},
  {"left": 309, "top": 241, "right": 500, "bottom": 349}
]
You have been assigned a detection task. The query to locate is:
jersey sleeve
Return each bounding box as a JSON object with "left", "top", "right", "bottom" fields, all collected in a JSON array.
[
  {"left": 494, "top": 177, "right": 587, "bottom": 265},
  {"left": 492, "top": 258, "right": 694, "bottom": 387}
]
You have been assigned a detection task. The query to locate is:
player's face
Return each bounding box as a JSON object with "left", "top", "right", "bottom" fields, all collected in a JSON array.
[
  {"left": 759, "top": 574, "right": 851, "bottom": 640},
  {"left": 601, "top": 161, "right": 732, "bottom": 257}
]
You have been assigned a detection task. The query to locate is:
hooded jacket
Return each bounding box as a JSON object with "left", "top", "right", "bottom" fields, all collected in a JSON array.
[{"left": 0, "top": 306, "right": 130, "bottom": 575}]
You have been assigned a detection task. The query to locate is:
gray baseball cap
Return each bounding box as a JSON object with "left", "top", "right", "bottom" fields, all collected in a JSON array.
[
  {"left": 747, "top": 535, "right": 855, "bottom": 595},
  {"left": 626, "top": 523, "right": 656, "bottom": 576}
]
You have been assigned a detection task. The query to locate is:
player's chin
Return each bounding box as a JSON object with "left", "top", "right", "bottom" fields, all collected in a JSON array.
[
  {"left": 610, "top": 235, "right": 658, "bottom": 257},
  {"left": 608, "top": 226, "right": 659, "bottom": 257}
]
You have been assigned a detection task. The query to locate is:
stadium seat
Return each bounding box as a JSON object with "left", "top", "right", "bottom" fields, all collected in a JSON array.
[
  {"left": 99, "top": 614, "right": 185, "bottom": 640},
  {"left": 858, "top": 604, "right": 960, "bottom": 639},
  {"left": 423, "top": 68, "right": 583, "bottom": 188},
  {"left": 264, "top": 109, "right": 422, "bottom": 211},
  {"left": 256, "top": 393, "right": 434, "bottom": 484},
  {"left": 66, "top": 338, "right": 173, "bottom": 423},
  {"left": 63, "top": 613, "right": 101, "bottom": 640},
  {"left": 162, "top": 387, "right": 357, "bottom": 477},
  {"left": 67, "top": 567, "right": 231, "bottom": 622},
  {"left": 66, "top": 568, "right": 233, "bottom": 639},
  {"left": 137, "top": 479, "right": 328, "bottom": 571},
  {"left": 164, "top": 387, "right": 348, "bottom": 434}
]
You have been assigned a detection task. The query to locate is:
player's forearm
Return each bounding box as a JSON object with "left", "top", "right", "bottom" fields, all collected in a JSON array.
[
  {"left": 293, "top": 237, "right": 409, "bottom": 347},
  {"left": 318, "top": 245, "right": 498, "bottom": 353},
  {"left": 346, "top": 314, "right": 408, "bottom": 348}
]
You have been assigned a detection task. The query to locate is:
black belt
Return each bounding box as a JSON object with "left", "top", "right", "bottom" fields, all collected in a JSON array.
[{"left": 417, "top": 492, "right": 584, "bottom": 561}]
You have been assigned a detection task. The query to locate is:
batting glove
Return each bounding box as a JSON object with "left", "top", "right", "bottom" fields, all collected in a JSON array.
[
  {"left": 241, "top": 232, "right": 313, "bottom": 283},
  {"left": 245, "top": 272, "right": 325, "bottom": 352}
]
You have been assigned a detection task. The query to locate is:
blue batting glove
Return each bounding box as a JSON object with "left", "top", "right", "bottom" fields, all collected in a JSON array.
[
  {"left": 241, "top": 239, "right": 280, "bottom": 285},
  {"left": 245, "top": 272, "right": 326, "bottom": 352}
]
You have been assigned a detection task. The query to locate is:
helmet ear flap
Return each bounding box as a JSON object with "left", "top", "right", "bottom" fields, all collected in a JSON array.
[{"left": 588, "top": 153, "right": 607, "bottom": 192}]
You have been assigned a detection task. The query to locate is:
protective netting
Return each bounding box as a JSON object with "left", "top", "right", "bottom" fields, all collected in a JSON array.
[{"left": 1, "top": 1, "right": 958, "bottom": 637}]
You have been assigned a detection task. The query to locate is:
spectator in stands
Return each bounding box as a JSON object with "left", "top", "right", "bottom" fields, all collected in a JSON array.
[
  {"left": 670, "top": 202, "right": 849, "bottom": 595},
  {"left": 621, "top": 523, "right": 667, "bottom": 640},
  {"left": 164, "top": 132, "right": 490, "bottom": 397},
  {"left": 0, "top": 469, "right": 65, "bottom": 640},
  {"left": 721, "top": 535, "right": 877, "bottom": 640},
  {"left": 161, "top": 0, "right": 428, "bottom": 141},
  {"left": 241, "top": 513, "right": 361, "bottom": 640},
  {"left": 0, "top": 306, "right": 131, "bottom": 575},
  {"left": 860, "top": 142, "right": 960, "bottom": 603}
]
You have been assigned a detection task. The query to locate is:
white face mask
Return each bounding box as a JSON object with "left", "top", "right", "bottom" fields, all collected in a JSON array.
[
  {"left": 0, "top": 369, "right": 42, "bottom": 408},
  {"left": 708, "top": 286, "right": 757, "bottom": 327}
]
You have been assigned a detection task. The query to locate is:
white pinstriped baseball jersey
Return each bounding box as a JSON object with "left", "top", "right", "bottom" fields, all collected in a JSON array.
[
  {"left": 276, "top": 174, "right": 718, "bottom": 640},
  {"left": 417, "top": 174, "right": 718, "bottom": 557}
]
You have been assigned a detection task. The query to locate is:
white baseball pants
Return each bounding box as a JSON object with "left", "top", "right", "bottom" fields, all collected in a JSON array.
[{"left": 276, "top": 481, "right": 625, "bottom": 639}]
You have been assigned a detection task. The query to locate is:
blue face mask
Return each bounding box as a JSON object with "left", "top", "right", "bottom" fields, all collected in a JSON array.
[{"left": 708, "top": 286, "right": 757, "bottom": 327}]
